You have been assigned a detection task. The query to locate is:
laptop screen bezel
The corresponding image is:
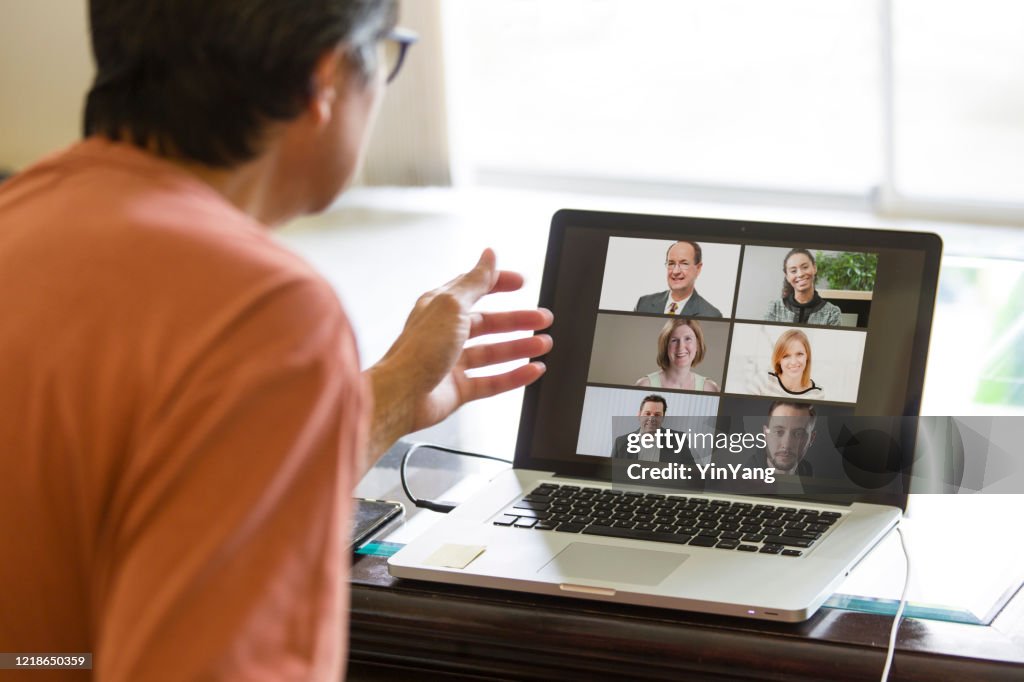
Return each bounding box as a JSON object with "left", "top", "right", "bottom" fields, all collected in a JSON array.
[{"left": 514, "top": 209, "right": 942, "bottom": 511}]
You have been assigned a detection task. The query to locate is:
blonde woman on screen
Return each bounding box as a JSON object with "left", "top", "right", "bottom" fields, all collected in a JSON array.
[
  {"left": 635, "top": 318, "right": 720, "bottom": 392},
  {"left": 749, "top": 329, "right": 825, "bottom": 399}
]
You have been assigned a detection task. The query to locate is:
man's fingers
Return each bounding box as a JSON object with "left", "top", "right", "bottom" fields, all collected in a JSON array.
[
  {"left": 490, "top": 270, "right": 525, "bottom": 294},
  {"left": 469, "top": 309, "right": 553, "bottom": 338},
  {"left": 445, "top": 248, "right": 498, "bottom": 307},
  {"left": 460, "top": 361, "right": 547, "bottom": 402},
  {"left": 462, "top": 335, "right": 552, "bottom": 370}
]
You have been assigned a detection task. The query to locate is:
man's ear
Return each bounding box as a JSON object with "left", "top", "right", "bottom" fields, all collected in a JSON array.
[{"left": 309, "top": 47, "right": 343, "bottom": 125}]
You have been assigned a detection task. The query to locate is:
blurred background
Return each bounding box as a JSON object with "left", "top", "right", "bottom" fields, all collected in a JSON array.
[{"left": 2, "top": 0, "right": 1022, "bottom": 456}]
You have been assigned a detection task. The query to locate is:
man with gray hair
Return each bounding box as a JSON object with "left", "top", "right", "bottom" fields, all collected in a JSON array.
[
  {"left": 0, "top": 1, "right": 552, "bottom": 679},
  {"left": 635, "top": 240, "right": 723, "bottom": 317}
]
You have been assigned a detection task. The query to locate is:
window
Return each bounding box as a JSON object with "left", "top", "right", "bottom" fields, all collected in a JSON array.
[
  {"left": 444, "top": 0, "right": 1024, "bottom": 219},
  {"left": 890, "top": 0, "right": 1024, "bottom": 206}
]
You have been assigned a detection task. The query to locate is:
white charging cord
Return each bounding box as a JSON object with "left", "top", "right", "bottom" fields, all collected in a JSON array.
[{"left": 880, "top": 525, "right": 911, "bottom": 682}]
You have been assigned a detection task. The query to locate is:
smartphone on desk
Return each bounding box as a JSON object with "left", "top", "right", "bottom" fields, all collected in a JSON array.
[{"left": 351, "top": 498, "right": 404, "bottom": 550}]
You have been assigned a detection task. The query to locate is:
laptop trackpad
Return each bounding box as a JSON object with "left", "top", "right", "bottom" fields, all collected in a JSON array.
[{"left": 538, "top": 542, "right": 687, "bottom": 586}]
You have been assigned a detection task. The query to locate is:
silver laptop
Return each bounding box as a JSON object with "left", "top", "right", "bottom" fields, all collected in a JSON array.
[{"left": 389, "top": 209, "right": 941, "bottom": 622}]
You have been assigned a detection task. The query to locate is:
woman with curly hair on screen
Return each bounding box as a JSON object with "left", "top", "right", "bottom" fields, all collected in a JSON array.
[{"left": 764, "top": 248, "right": 842, "bottom": 326}]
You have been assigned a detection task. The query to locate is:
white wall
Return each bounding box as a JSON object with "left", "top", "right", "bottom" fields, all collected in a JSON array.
[
  {"left": 735, "top": 246, "right": 790, "bottom": 320},
  {"left": 0, "top": 0, "right": 93, "bottom": 171},
  {"left": 0, "top": 0, "right": 448, "bottom": 185}
]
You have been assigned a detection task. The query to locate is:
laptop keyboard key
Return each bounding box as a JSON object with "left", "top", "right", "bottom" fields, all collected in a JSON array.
[
  {"left": 508, "top": 508, "right": 551, "bottom": 520},
  {"left": 688, "top": 536, "right": 718, "bottom": 547},
  {"left": 782, "top": 530, "right": 820, "bottom": 540},
  {"left": 581, "top": 525, "right": 692, "bottom": 545},
  {"left": 781, "top": 549, "right": 803, "bottom": 557},
  {"left": 555, "top": 522, "right": 586, "bottom": 533},
  {"left": 759, "top": 545, "right": 782, "bottom": 554},
  {"left": 762, "top": 535, "right": 812, "bottom": 548},
  {"left": 737, "top": 544, "right": 759, "bottom": 552},
  {"left": 493, "top": 515, "right": 518, "bottom": 526},
  {"left": 716, "top": 539, "right": 740, "bottom": 550},
  {"left": 514, "top": 518, "right": 537, "bottom": 528}
]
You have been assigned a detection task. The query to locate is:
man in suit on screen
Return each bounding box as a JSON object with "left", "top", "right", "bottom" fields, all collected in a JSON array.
[
  {"left": 612, "top": 394, "right": 697, "bottom": 468},
  {"left": 635, "top": 240, "right": 722, "bottom": 317}
]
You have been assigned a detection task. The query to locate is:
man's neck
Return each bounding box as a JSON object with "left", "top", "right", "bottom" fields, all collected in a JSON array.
[
  {"left": 158, "top": 135, "right": 307, "bottom": 227},
  {"left": 766, "top": 455, "right": 798, "bottom": 475},
  {"left": 172, "top": 157, "right": 282, "bottom": 227},
  {"left": 669, "top": 289, "right": 693, "bottom": 303}
]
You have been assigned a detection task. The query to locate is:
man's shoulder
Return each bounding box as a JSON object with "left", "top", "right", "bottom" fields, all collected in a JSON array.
[
  {"left": 0, "top": 140, "right": 344, "bottom": 358},
  {"left": 10, "top": 139, "right": 323, "bottom": 296},
  {"left": 689, "top": 290, "right": 723, "bottom": 317},
  {"left": 742, "top": 450, "right": 767, "bottom": 468},
  {"left": 635, "top": 291, "right": 668, "bottom": 311},
  {"left": 613, "top": 431, "right": 635, "bottom": 458}
]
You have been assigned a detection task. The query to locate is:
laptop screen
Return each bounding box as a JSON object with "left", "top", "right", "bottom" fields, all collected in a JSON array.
[{"left": 515, "top": 210, "right": 942, "bottom": 506}]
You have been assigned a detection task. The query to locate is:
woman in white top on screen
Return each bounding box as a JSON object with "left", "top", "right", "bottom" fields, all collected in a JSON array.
[
  {"left": 749, "top": 329, "right": 825, "bottom": 399},
  {"left": 635, "top": 318, "right": 720, "bottom": 392}
]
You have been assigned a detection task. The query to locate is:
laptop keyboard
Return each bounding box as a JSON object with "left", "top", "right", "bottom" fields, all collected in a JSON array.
[{"left": 493, "top": 483, "right": 842, "bottom": 557}]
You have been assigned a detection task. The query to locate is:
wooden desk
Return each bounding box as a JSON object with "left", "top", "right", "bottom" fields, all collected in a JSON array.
[
  {"left": 348, "top": 552, "right": 1024, "bottom": 680},
  {"left": 347, "top": 446, "right": 1024, "bottom": 680}
]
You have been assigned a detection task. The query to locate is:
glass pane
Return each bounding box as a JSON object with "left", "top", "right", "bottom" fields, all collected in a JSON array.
[
  {"left": 446, "top": 0, "right": 881, "bottom": 193},
  {"left": 924, "top": 256, "right": 1024, "bottom": 414},
  {"left": 893, "top": 0, "right": 1024, "bottom": 204}
]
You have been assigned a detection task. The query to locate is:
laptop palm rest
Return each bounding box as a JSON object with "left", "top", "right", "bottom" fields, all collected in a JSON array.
[{"left": 538, "top": 543, "right": 687, "bottom": 586}]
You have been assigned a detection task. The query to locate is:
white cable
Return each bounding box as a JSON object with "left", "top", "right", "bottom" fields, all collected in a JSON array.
[{"left": 880, "top": 525, "right": 911, "bottom": 682}]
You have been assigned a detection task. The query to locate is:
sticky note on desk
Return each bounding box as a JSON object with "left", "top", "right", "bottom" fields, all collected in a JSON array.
[{"left": 423, "top": 544, "right": 486, "bottom": 569}]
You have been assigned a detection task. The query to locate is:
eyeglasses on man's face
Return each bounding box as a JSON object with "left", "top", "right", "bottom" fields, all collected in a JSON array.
[
  {"left": 381, "top": 27, "right": 418, "bottom": 84},
  {"left": 665, "top": 261, "right": 695, "bottom": 272}
]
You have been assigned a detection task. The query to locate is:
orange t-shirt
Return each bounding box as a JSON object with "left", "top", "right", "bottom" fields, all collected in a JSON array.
[{"left": 0, "top": 139, "right": 369, "bottom": 681}]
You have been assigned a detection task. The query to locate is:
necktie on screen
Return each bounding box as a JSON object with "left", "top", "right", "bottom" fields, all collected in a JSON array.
[{"left": 668, "top": 302, "right": 678, "bottom": 314}]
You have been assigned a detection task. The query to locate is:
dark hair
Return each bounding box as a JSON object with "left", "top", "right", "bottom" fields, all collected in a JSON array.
[
  {"left": 83, "top": 0, "right": 397, "bottom": 167},
  {"left": 781, "top": 248, "right": 816, "bottom": 299},
  {"left": 639, "top": 394, "right": 668, "bottom": 413},
  {"left": 766, "top": 401, "right": 816, "bottom": 430},
  {"left": 665, "top": 240, "right": 703, "bottom": 265}
]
